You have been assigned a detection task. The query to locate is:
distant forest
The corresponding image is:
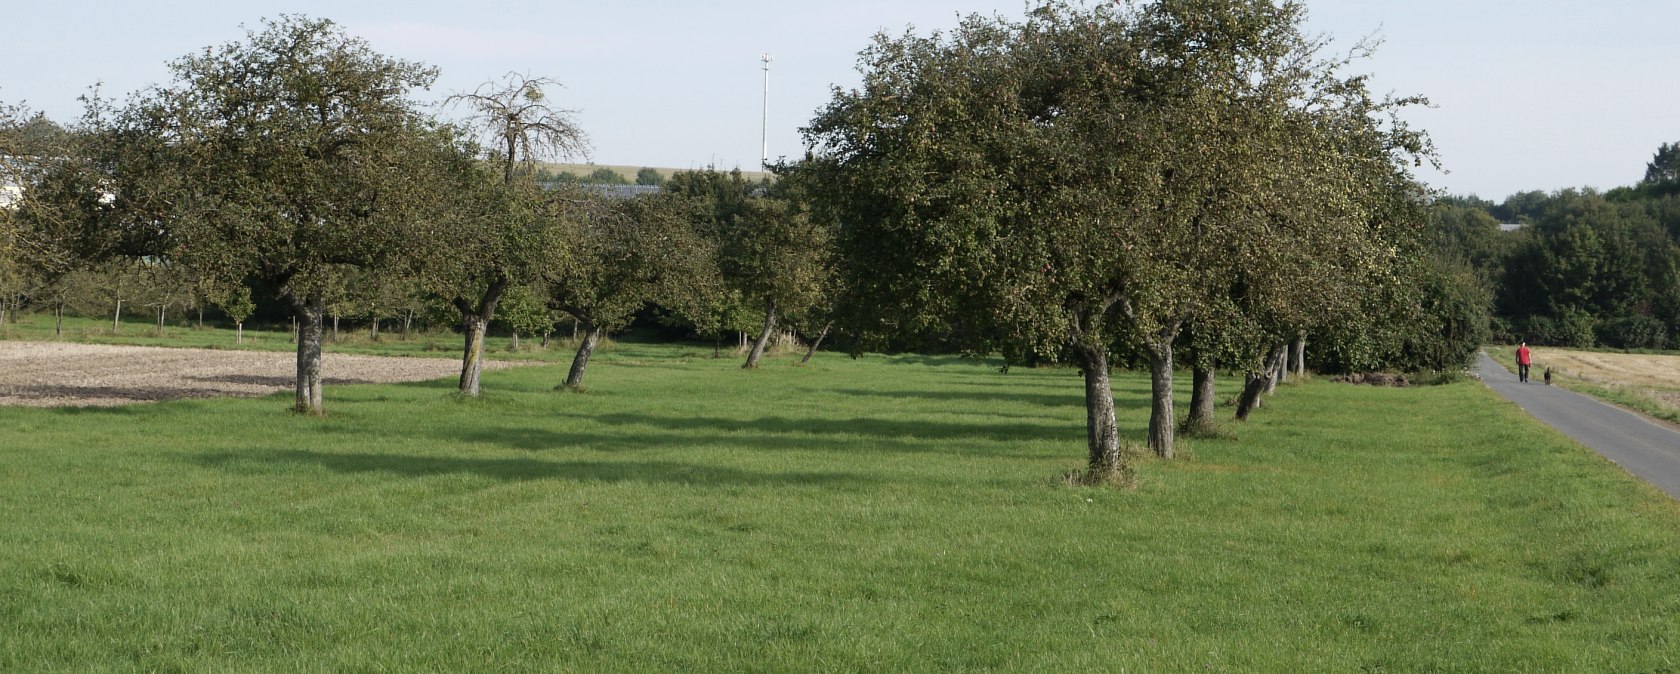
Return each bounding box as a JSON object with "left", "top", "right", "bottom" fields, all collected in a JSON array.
[{"left": 1430, "top": 142, "right": 1680, "bottom": 349}]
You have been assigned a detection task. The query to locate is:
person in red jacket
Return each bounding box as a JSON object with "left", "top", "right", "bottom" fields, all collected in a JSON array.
[{"left": 1516, "top": 342, "right": 1532, "bottom": 383}]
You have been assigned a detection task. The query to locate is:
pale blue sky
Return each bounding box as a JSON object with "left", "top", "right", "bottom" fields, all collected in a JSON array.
[{"left": 4, "top": 1, "right": 1676, "bottom": 200}]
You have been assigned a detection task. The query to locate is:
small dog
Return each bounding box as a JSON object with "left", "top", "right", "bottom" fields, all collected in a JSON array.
[{"left": 1543, "top": 368, "right": 1553, "bottom": 386}]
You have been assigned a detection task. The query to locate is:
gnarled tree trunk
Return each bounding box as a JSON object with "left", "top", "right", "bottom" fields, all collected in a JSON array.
[
  {"left": 1186, "top": 364, "right": 1216, "bottom": 430},
  {"left": 564, "top": 320, "right": 603, "bottom": 390},
  {"left": 743, "top": 297, "right": 778, "bottom": 369},
  {"left": 1292, "top": 333, "right": 1306, "bottom": 377},
  {"left": 1236, "top": 345, "right": 1287, "bottom": 421},
  {"left": 1145, "top": 340, "right": 1176, "bottom": 459},
  {"left": 454, "top": 277, "right": 509, "bottom": 398},
  {"left": 800, "top": 323, "right": 832, "bottom": 365},
  {"left": 294, "top": 295, "right": 326, "bottom": 415},
  {"left": 1071, "top": 342, "right": 1122, "bottom": 471},
  {"left": 1263, "top": 341, "right": 1276, "bottom": 393},
  {"left": 459, "top": 313, "right": 491, "bottom": 396}
]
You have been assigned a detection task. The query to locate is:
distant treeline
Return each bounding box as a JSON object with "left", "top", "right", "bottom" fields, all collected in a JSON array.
[{"left": 1431, "top": 143, "right": 1680, "bottom": 349}]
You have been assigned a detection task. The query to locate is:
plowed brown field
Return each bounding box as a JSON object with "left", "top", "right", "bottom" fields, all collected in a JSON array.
[{"left": 0, "top": 341, "right": 521, "bottom": 407}]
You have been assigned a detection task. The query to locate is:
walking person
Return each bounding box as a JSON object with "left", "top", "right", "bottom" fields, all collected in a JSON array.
[{"left": 1516, "top": 341, "right": 1532, "bottom": 383}]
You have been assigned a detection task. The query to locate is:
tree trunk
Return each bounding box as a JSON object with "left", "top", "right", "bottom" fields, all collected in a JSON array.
[
  {"left": 459, "top": 314, "right": 490, "bottom": 396},
  {"left": 197, "top": 306, "right": 203, "bottom": 329},
  {"left": 157, "top": 305, "right": 165, "bottom": 331},
  {"left": 403, "top": 309, "right": 413, "bottom": 339},
  {"left": 743, "top": 298, "right": 778, "bottom": 369},
  {"left": 236, "top": 321, "right": 244, "bottom": 345},
  {"left": 54, "top": 302, "right": 63, "bottom": 337},
  {"left": 1277, "top": 346, "right": 1290, "bottom": 384},
  {"left": 1236, "top": 345, "right": 1287, "bottom": 421},
  {"left": 371, "top": 319, "right": 379, "bottom": 341},
  {"left": 331, "top": 315, "right": 339, "bottom": 342},
  {"left": 1072, "top": 342, "right": 1122, "bottom": 471},
  {"left": 455, "top": 279, "right": 509, "bottom": 398},
  {"left": 1265, "top": 343, "right": 1284, "bottom": 395},
  {"left": 290, "top": 315, "right": 297, "bottom": 343},
  {"left": 511, "top": 332, "right": 520, "bottom": 350},
  {"left": 564, "top": 322, "right": 602, "bottom": 390},
  {"left": 294, "top": 296, "right": 326, "bottom": 415},
  {"left": 541, "top": 329, "right": 551, "bottom": 348},
  {"left": 801, "top": 323, "right": 832, "bottom": 365},
  {"left": 1146, "top": 341, "right": 1176, "bottom": 459},
  {"left": 113, "top": 299, "right": 122, "bottom": 333},
  {"left": 1292, "top": 333, "right": 1306, "bottom": 377},
  {"left": 1186, "top": 364, "right": 1216, "bottom": 430}
]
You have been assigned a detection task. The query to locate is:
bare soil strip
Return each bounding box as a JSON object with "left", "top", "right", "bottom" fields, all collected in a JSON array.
[{"left": 0, "top": 341, "right": 522, "bottom": 407}]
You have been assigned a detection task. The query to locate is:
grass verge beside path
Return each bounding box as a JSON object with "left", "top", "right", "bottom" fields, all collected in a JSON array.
[{"left": 2, "top": 343, "right": 1678, "bottom": 671}]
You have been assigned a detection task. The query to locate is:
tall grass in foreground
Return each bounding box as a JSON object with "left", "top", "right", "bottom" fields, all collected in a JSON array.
[{"left": 2, "top": 343, "right": 1677, "bottom": 672}]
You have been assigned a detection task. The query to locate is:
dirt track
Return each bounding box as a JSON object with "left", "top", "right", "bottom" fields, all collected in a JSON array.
[{"left": 0, "top": 341, "right": 520, "bottom": 407}]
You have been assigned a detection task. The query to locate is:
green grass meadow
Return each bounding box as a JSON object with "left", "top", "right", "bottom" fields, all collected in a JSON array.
[{"left": 2, "top": 327, "right": 1679, "bottom": 671}]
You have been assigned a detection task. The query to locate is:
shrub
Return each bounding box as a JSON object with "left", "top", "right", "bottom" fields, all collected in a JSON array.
[
  {"left": 1488, "top": 315, "right": 1518, "bottom": 345},
  {"left": 1520, "top": 314, "right": 1557, "bottom": 345},
  {"left": 1554, "top": 308, "right": 1597, "bottom": 348},
  {"left": 1596, "top": 314, "right": 1668, "bottom": 350}
]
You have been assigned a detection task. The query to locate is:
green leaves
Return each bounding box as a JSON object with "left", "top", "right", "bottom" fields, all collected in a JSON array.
[{"left": 806, "top": 0, "right": 1431, "bottom": 367}]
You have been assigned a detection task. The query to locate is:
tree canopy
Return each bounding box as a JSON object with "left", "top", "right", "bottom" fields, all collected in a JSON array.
[
  {"left": 96, "top": 15, "right": 447, "bottom": 414},
  {"left": 803, "top": 0, "right": 1435, "bottom": 473}
]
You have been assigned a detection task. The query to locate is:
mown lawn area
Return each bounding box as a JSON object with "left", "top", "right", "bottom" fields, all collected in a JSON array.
[{"left": 2, "top": 338, "right": 1677, "bottom": 672}]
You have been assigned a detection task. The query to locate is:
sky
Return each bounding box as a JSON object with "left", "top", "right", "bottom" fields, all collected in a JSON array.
[{"left": 3, "top": 1, "right": 1677, "bottom": 201}]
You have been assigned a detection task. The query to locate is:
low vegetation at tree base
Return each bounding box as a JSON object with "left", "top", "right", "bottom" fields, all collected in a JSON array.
[{"left": 1, "top": 342, "right": 1676, "bottom": 671}]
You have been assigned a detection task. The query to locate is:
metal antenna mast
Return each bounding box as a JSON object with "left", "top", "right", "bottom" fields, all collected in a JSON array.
[{"left": 760, "top": 53, "right": 773, "bottom": 172}]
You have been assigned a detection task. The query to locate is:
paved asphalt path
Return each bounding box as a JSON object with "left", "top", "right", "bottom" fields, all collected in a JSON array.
[{"left": 1477, "top": 352, "right": 1680, "bottom": 499}]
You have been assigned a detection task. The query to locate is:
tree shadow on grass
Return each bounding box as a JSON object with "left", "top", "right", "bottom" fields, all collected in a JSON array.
[
  {"left": 193, "top": 449, "right": 881, "bottom": 488},
  {"left": 3, "top": 384, "right": 234, "bottom": 406},
  {"left": 439, "top": 422, "right": 1063, "bottom": 459},
  {"left": 585, "top": 412, "right": 1081, "bottom": 445},
  {"left": 814, "top": 387, "right": 1149, "bottom": 411},
  {"left": 184, "top": 373, "right": 383, "bottom": 387}
]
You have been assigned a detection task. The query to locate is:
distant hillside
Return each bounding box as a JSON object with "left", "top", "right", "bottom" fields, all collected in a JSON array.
[{"left": 539, "top": 163, "right": 772, "bottom": 184}]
